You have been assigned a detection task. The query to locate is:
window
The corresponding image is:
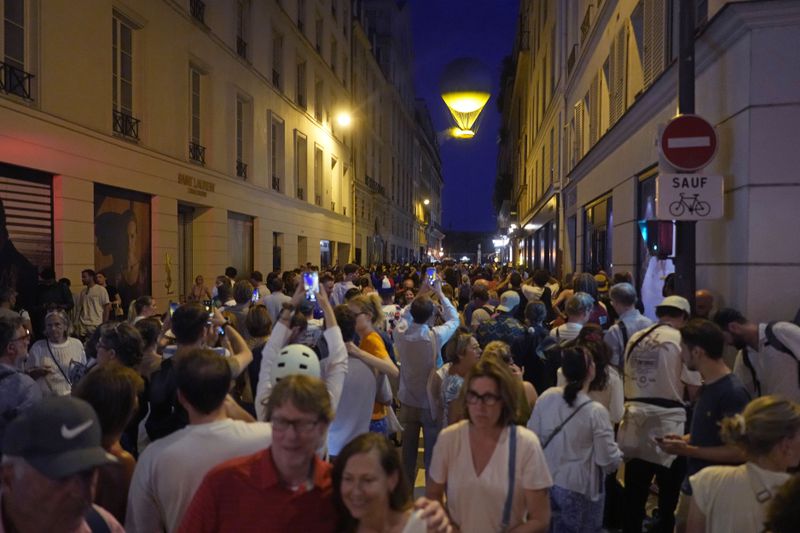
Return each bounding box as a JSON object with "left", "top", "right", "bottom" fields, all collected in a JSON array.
[
  {"left": 584, "top": 195, "right": 613, "bottom": 273},
  {"left": 314, "top": 78, "right": 323, "bottom": 122},
  {"left": 295, "top": 131, "right": 308, "bottom": 200},
  {"left": 315, "top": 16, "right": 323, "bottom": 53},
  {"left": 270, "top": 113, "right": 285, "bottom": 192},
  {"left": 236, "top": 1, "right": 248, "bottom": 59},
  {"left": 297, "top": 0, "right": 306, "bottom": 32},
  {"left": 228, "top": 212, "right": 254, "bottom": 276},
  {"left": 189, "top": 0, "right": 205, "bottom": 23},
  {"left": 296, "top": 61, "right": 306, "bottom": 108},
  {"left": 189, "top": 67, "right": 204, "bottom": 164},
  {"left": 112, "top": 13, "right": 139, "bottom": 139},
  {"left": 330, "top": 38, "right": 337, "bottom": 73},
  {"left": 236, "top": 97, "right": 247, "bottom": 178},
  {"left": 2, "top": 0, "right": 33, "bottom": 100},
  {"left": 314, "top": 145, "right": 323, "bottom": 206},
  {"left": 272, "top": 33, "right": 283, "bottom": 90}
]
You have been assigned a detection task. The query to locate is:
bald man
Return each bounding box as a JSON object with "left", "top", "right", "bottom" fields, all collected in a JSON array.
[{"left": 694, "top": 289, "right": 714, "bottom": 319}]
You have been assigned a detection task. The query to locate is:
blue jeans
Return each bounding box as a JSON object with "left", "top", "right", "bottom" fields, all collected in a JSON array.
[
  {"left": 399, "top": 404, "right": 440, "bottom": 486},
  {"left": 369, "top": 417, "right": 388, "bottom": 435},
  {"left": 550, "top": 485, "right": 604, "bottom": 533}
]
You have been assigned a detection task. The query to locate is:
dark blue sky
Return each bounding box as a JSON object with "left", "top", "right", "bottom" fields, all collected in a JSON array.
[{"left": 409, "top": 0, "right": 519, "bottom": 233}]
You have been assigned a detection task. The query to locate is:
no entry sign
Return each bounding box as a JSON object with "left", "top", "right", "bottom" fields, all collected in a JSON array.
[{"left": 660, "top": 114, "right": 717, "bottom": 171}]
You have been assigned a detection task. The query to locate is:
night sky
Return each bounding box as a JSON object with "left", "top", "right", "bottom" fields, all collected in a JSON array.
[{"left": 408, "top": 0, "right": 519, "bottom": 233}]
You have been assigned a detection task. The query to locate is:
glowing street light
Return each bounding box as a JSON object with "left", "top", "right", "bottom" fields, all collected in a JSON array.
[
  {"left": 336, "top": 111, "right": 352, "bottom": 127},
  {"left": 423, "top": 198, "right": 430, "bottom": 206}
]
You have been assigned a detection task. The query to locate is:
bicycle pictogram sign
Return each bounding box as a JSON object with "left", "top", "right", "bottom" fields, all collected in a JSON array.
[{"left": 668, "top": 193, "right": 711, "bottom": 217}]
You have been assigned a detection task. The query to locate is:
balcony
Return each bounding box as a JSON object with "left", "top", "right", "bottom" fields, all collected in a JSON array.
[
  {"left": 236, "top": 160, "right": 247, "bottom": 179},
  {"left": 580, "top": 5, "right": 593, "bottom": 44},
  {"left": 189, "top": 142, "right": 206, "bottom": 164},
  {"left": 189, "top": 0, "right": 205, "bottom": 23},
  {"left": 315, "top": 194, "right": 322, "bottom": 206},
  {"left": 272, "top": 69, "right": 281, "bottom": 90},
  {"left": 113, "top": 109, "right": 140, "bottom": 140},
  {"left": 330, "top": 201, "right": 336, "bottom": 212},
  {"left": 297, "top": 187, "right": 304, "bottom": 200},
  {"left": 0, "top": 62, "right": 34, "bottom": 101},
  {"left": 237, "top": 37, "right": 248, "bottom": 59},
  {"left": 272, "top": 176, "right": 280, "bottom": 191},
  {"left": 365, "top": 175, "right": 385, "bottom": 196}
]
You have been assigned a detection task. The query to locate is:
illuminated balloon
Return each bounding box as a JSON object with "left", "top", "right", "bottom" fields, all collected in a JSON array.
[{"left": 439, "top": 58, "right": 492, "bottom": 138}]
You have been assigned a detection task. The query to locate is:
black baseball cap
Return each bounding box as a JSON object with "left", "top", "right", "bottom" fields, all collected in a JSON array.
[{"left": 3, "top": 396, "right": 117, "bottom": 479}]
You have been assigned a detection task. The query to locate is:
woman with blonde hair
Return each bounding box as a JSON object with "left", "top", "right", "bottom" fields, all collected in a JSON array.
[
  {"left": 482, "top": 340, "right": 538, "bottom": 420},
  {"left": 345, "top": 292, "right": 399, "bottom": 434},
  {"left": 686, "top": 396, "right": 800, "bottom": 533}
]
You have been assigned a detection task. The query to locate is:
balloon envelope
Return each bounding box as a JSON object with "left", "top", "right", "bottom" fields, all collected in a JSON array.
[{"left": 440, "top": 58, "right": 492, "bottom": 134}]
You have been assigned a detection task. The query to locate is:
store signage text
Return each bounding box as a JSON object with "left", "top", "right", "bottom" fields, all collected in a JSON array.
[{"left": 179, "top": 173, "right": 215, "bottom": 197}]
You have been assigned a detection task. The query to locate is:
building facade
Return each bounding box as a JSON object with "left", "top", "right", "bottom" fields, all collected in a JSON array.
[
  {"left": 0, "top": 0, "right": 441, "bottom": 306},
  {"left": 499, "top": 0, "right": 800, "bottom": 320}
]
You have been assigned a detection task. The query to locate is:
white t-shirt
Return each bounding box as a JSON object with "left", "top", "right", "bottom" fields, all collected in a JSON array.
[
  {"left": 623, "top": 323, "right": 701, "bottom": 401},
  {"left": 732, "top": 322, "right": 800, "bottom": 402},
  {"left": 549, "top": 322, "right": 583, "bottom": 342},
  {"left": 25, "top": 337, "right": 86, "bottom": 396},
  {"left": 557, "top": 366, "right": 624, "bottom": 424},
  {"left": 689, "top": 462, "right": 791, "bottom": 533},
  {"left": 429, "top": 421, "right": 553, "bottom": 533},
  {"left": 77, "top": 284, "right": 109, "bottom": 327},
  {"left": 125, "top": 419, "right": 272, "bottom": 533}
]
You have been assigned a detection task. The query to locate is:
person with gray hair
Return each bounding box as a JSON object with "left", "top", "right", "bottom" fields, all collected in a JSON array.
[
  {"left": 25, "top": 309, "right": 86, "bottom": 396},
  {"left": 603, "top": 282, "right": 653, "bottom": 370},
  {"left": 550, "top": 292, "right": 594, "bottom": 342}
]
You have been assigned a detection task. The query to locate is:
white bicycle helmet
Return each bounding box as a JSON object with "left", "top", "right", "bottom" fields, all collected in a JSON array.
[{"left": 270, "top": 343, "right": 321, "bottom": 385}]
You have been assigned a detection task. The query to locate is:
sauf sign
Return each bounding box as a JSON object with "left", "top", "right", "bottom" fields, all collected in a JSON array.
[
  {"left": 656, "top": 174, "right": 723, "bottom": 220},
  {"left": 655, "top": 114, "right": 724, "bottom": 220}
]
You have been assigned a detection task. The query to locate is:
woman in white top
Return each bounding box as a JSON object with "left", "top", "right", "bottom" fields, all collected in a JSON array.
[
  {"left": 26, "top": 309, "right": 86, "bottom": 396},
  {"left": 529, "top": 345, "right": 622, "bottom": 532},
  {"left": 550, "top": 292, "right": 593, "bottom": 342},
  {"left": 427, "top": 358, "right": 553, "bottom": 533},
  {"left": 440, "top": 330, "right": 481, "bottom": 427},
  {"left": 129, "top": 295, "right": 158, "bottom": 324},
  {"left": 555, "top": 324, "right": 624, "bottom": 424},
  {"left": 333, "top": 433, "right": 452, "bottom": 533},
  {"left": 686, "top": 395, "right": 800, "bottom": 533}
]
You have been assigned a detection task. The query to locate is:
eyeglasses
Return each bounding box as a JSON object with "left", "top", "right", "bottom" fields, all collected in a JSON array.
[
  {"left": 11, "top": 329, "right": 30, "bottom": 343},
  {"left": 271, "top": 417, "right": 321, "bottom": 434},
  {"left": 466, "top": 390, "right": 501, "bottom": 406}
]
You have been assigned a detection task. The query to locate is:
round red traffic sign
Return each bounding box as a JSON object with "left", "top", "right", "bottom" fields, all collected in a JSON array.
[{"left": 660, "top": 114, "right": 717, "bottom": 171}]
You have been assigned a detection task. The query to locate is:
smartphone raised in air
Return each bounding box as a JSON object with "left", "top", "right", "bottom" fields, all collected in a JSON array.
[
  {"left": 303, "top": 271, "right": 319, "bottom": 301},
  {"left": 169, "top": 302, "right": 179, "bottom": 317},
  {"left": 425, "top": 267, "right": 436, "bottom": 285},
  {"left": 251, "top": 288, "right": 260, "bottom": 303}
]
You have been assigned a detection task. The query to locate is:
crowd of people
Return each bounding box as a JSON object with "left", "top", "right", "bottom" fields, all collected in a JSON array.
[{"left": 0, "top": 260, "right": 799, "bottom": 533}]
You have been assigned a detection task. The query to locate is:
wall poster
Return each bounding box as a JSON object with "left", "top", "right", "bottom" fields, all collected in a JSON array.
[{"left": 94, "top": 184, "right": 151, "bottom": 310}]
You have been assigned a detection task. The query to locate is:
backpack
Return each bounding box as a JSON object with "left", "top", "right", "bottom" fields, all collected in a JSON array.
[{"left": 741, "top": 321, "right": 799, "bottom": 397}]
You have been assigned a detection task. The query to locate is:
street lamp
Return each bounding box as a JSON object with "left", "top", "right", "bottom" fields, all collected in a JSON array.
[
  {"left": 336, "top": 111, "right": 352, "bottom": 128},
  {"left": 423, "top": 198, "right": 430, "bottom": 206}
]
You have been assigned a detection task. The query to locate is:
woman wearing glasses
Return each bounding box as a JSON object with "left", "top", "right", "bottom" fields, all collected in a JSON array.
[{"left": 427, "top": 358, "right": 553, "bottom": 532}]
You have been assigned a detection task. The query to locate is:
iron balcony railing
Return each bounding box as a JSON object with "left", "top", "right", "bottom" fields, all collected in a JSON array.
[
  {"left": 0, "top": 62, "right": 34, "bottom": 100},
  {"left": 113, "top": 109, "right": 140, "bottom": 140},
  {"left": 297, "top": 187, "right": 304, "bottom": 200},
  {"left": 190, "top": 0, "right": 205, "bottom": 23},
  {"left": 236, "top": 160, "right": 247, "bottom": 179},
  {"left": 237, "top": 37, "right": 247, "bottom": 59},
  {"left": 315, "top": 194, "right": 322, "bottom": 206},
  {"left": 272, "top": 176, "right": 280, "bottom": 191},
  {"left": 189, "top": 141, "right": 206, "bottom": 164}
]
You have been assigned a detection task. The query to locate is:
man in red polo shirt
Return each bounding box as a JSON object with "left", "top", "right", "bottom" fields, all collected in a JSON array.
[{"left": 178, "top": 374, "right": 337, "bottom": 532}]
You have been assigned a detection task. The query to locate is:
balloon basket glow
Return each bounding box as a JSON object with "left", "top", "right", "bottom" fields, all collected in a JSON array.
[{"left": 451, "top": 128, "right": 475, "bottom": 139}]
